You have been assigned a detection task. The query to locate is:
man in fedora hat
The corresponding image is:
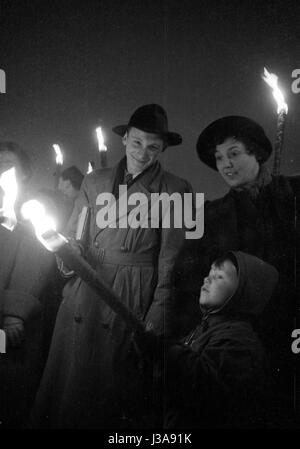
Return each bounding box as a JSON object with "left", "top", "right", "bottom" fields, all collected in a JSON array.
[{"left": 31, "top": 104, "right": 192, "bottom": 428}]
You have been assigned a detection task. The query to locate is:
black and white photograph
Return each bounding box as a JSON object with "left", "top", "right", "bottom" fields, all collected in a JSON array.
[{"left": 0, "top": 0, "right": 300, "bottom": 436}]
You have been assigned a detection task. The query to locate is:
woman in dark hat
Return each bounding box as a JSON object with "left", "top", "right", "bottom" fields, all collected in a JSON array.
[{"left": 172, "top": 116, "right": 300, "bottom": 427}]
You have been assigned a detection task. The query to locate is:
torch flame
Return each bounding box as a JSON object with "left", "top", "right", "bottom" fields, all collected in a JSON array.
[
  {"left": 87, "top": 162, "right": 93, "bottom": 174},
  {"left": 21, "top": 200, "right": 56, "bottom": 236},
  {"left": 0, "top": 167, "right": 18, "bottom": 231},
  {"left": 262, "top": 67, "right": 288, "bottom": 114},
  {"left": 53, "top": 144, "right": 64, "bottom": 165},
  {"left": 96, "top": 127, "right": 107, "bottom": 152},
  {"left": 21, "top": 200, "right": 68, "bottom": 252}
]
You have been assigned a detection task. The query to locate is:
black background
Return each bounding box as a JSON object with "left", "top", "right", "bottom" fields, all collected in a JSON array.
[{"left": 0, "top": 0, "right": 299, "bottom": 199}]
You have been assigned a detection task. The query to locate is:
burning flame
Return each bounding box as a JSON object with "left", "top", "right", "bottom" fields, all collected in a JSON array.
[
  {"left": 21, "top": 200, "right": 56, "bottom": 236},
  {"left": 87, "top": 162, "right": 94, "bottom": 174},
  {"left": 53, "top": 144, "right": 64, "bottom": 165},
  {"left": 21, "top": 200, "right": 67, "bottom": 252},
  {"left": 96, "top": 127, "right": 107, "bottom": 152},
  {"left": 262, "top": 67, "right": 288, "bottom": 114},
  {"left": 0, "top": 167, "right": 18, "bottom": 231}
]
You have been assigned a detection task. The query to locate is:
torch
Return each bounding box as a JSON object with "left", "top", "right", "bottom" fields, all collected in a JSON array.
[
  {"left": 262, "top": 67, "right": 288, "bottom": 176},
  {"left": 21, "top": 200, "right": 145, "bottom": 336},
  {"left": 52, "top": 144, "right": 64, "bottom": 189},
  {"left": 96, "top": 127, "right": 107, "bottom": 169},
  {"left": 87, "top": 161, "right": 95, "bottom": 174},
  {"left": 0, "top": 167, "right": 18, "bottom": 231}
]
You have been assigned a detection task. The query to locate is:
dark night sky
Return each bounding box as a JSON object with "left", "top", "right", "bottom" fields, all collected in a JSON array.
[{"left": 0, "top": 0, "right": 299, "bottom": 199}]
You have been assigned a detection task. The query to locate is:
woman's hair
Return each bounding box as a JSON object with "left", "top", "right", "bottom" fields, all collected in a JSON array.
[
  {"left": 0, "top": 141, "right": 32, "bottom": 181},
  {"left": 212, "top": 135, "right": 265, "bottom": 164}
]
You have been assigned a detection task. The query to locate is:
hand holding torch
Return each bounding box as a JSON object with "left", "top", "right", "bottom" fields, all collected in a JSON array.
[{"left": 21, "top": 200, "right": 146, "bottom": 336}]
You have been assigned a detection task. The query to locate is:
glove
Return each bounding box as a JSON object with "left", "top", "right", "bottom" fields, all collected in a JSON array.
[
  {"left": 3, "top": 316, "right": 25, "bottom": 347},
  {"left": 57, "top": 238, "right": 83, "bottom": 278},
  {"left": 56, "top": 255, "right": 75, "bottom": 278},
  {"left": 68, "top": 238, "right": 84, "bottom": 256},
  {"left": 133, "top": 328, "right": 165, "bottom": 360}
]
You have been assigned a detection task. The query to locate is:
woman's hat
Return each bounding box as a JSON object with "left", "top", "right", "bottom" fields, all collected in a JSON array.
[
  {"left": 112, "top": 104, "right": 182, "bottom": 148},
  {"left": 196, "top": 115, "right": 273, "bottom": 170}
]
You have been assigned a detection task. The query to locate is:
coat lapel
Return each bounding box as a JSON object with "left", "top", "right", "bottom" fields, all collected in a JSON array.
[
  {"left": 94, "top": 160, "right": 163, "bottom": 234},
  {"left": 117, "top": 162, "right": 162, "bottom": 227}
]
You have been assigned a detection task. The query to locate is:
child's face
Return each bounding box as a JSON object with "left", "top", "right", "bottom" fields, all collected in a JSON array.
[{"left": 199, "top": 260, "right": 238, "bottom": 311}]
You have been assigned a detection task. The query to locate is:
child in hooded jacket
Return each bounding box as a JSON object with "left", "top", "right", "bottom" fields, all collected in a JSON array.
[{"left": 136, "top": 251, "right": 278, "bottom": 428}]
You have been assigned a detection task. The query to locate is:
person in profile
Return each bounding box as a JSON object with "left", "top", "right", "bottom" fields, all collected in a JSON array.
[{"left": 136, "top": 251, "right": 278, "bottom": 428}]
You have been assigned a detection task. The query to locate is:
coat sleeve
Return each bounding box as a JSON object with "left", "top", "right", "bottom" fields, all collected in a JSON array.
[
  {"left": 165, "top": 324, "right": 265, "bottom": 406},
  {"left": 145, "top": 180, "right": 194, "bottom": 335},
  {"left": 2, "top": 224, "right": 55, "bottom": 322}
]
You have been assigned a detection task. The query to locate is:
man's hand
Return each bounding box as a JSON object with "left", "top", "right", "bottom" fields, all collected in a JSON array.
[
  {"left": 68, "top": 238, "right": 84, "bottom": 256},
  {"left": 133, "top": 328, "right": 165, "bottom": 359},
  {"left": 3, "top": 316, "right": 25, "bottom": 347},
  {"left": 57, "top": 238, "right": 84, "bottom": 277}
]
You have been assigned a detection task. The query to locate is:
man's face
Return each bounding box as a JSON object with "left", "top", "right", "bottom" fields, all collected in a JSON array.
[
  {"left": 199, "top": 259, "right": 238, "bottom": 311},
  {"left": 215, "top": 138, "right": 260, "bottom": 188},
  {"left": 123, "top": 127, "right": 164, "bottom": 175},
  {"left": 58, "top": 178, "right": 77, "bottom": 200},
  {"left": 0, "top": 150, "right": 26, "bottom": 183}
]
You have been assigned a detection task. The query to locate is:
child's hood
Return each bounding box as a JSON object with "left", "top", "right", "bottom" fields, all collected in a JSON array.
[{"left": 213, "top": 251, "right": 278, "bottom": 318}]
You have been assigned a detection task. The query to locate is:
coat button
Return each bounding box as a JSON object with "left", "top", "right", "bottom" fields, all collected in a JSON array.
[{"left": 74, "top": 315, "right": 83, "bottom": 323}]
